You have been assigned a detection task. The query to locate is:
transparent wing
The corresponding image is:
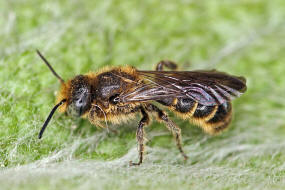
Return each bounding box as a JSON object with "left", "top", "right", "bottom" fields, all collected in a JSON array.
[{"left": 118, "top": 70, "right": 247, "bottom": 106}]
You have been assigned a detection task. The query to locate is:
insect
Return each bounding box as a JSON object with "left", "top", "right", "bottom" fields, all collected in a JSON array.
[{"left": 37, "top": 50, "right": 247, "bottom": 166}]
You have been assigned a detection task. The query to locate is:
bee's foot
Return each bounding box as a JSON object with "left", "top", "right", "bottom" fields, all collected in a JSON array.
[
  {"left": 129, "top": 161, "right": 142, "bottom": 166},
  {"left": 181, "top": 152, "right": 188, "bottom": 160}
]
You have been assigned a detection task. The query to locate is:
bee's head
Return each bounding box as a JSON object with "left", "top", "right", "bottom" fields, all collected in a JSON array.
[
  {"left": 67, "top": 75, "right": 92, "bottom": 117},
  {"left": 36, "top": 50, "right": 92, "bottom": 139}
]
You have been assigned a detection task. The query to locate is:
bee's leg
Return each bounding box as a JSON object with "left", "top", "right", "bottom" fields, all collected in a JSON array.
[
  {"left": 156, "top": 60, "right": 178, "bottom": 71},
  {"left": 129, "top": 107, "right": 150, "bottom": 166},
  {"left": 145, "top": 104, "right": 188, "bottom": 160}
]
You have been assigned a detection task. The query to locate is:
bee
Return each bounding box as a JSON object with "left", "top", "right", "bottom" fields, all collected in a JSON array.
[{"left": 37, "top": 50, "right": 247, "bottom": 166}]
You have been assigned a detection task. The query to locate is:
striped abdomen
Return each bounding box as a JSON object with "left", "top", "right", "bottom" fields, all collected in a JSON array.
[{"left": 157, "top": 98, "right": 232, "bottom": 134}]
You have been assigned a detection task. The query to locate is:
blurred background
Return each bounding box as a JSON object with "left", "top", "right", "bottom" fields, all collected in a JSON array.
[{"left": 0, "top": 0, "right": 285, "bottom": 189}]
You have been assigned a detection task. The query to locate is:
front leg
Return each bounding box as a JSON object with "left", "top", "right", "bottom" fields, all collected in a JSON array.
[{"left": 129, "top": 107, "right": 150, "bottom": 166}]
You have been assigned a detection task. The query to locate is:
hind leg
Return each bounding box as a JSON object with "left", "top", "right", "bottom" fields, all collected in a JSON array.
[
  {"left": 145, "top": 104, "right": 188, "bottom": 160},
  {"left": 156, "top": 60, "right": 178, "bottom": 71}
]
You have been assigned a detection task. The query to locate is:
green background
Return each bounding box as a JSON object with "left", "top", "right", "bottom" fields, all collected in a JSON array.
[{"left": 1, "top": 0, "right": 285, "bottom": 189}]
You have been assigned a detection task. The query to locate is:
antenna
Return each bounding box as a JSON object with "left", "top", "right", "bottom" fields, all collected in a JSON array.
[
  {"left": 36, "top": 50, "right": 65, "bottom": 83},
  {"left": 38, "top": 99, "right": 67, "bottom": 139}
]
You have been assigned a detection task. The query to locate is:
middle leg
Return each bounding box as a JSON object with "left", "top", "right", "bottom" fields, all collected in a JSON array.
[{"left": 145, "top": 104, "right": 188, "bottom": 160}]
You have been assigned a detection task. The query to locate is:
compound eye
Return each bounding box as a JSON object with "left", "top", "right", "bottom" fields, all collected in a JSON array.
[
  {"left": 75, "top": 97, "right": 85, "bottom": 108},
  {"left": 72, "top": 87, "right": 90, "bottom": 116}
]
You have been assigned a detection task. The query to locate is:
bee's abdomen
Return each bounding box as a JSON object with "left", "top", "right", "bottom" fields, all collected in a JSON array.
[
  {"left": 193, "top": 104, "right": 217, "bottom": 120},
  {"left": 202, "top": 102, "right": 232, "bottom": 134},
  {"left": 175, "top": 98, "right": 197, "bottom": 114},
  {"left": 166, "top": 98, "right": 232, "bottom": 134},
  {"left": 207, "top": 102, "right": 232, "bottom": 124}
]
